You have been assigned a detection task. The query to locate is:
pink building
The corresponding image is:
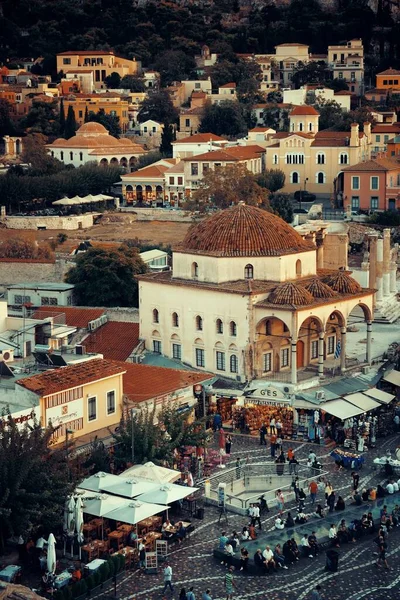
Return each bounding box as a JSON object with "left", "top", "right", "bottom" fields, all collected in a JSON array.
[{"left": 342, "top": 158, "right": 400, "bottom": 212}]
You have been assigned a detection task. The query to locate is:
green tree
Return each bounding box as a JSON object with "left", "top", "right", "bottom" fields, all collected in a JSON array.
[
  {"left": 104, "top": 72, "right": 121, "bottom": 89},
  {"left": 65, "top": 245, "right": 147, "bottom": 307},
  {"left": 199, "top": 100, "right": 248, "bottom": 137},
  {"left": 134, "top": 150, "right": 164, "bottom": 171},
  {"left": 270, "top": 193, "right": 293, "bottom": 223},
  {"left": 21, "top": 133, "right": 64, "bottom": 175},
  {"left": 291, "top": 62, "right": 332, "bottom": 89},
  {"left": 315, "top": 99, "right": 345, "bottom": 130},
  {"left": 154, "top": 50, "right": 196, "bottom": 87},
  {"left": 189, "top": 164, "right": 270, "bottom": 210},
  {"left": 0, "top": 99, "right": 15, "bottom": 137},
  {"left": 120, "top": 75, "right": 146, "bottom": 92},
  {"left": 81, "top": 438, "right": 111, "bottom": 476},
  {"left": 20, "top": 100, "right": 60, "bottom": 137},
  {"left": 263, "top": 105, "right": 290, "bottom": 132},
  {"left": 88, "top": 109, "right": 121, "bottom": 138},
  {"left": 59, "top": 97, "right": 66, "bottom": 135},
  {"left": 64, "top": 105, "right": 77, "bottom": 140},
  {"left": 327, "top": 78, "right": 349, "bottom": 93},
  {"left": 0, "top": 417, "right": 75, "bottom": 550},
  {"left": 159, "top": 124, "right": 175, "bottom": 156},
  {"left": 138, "top": 90, "right": 178, "bottom": 125},
  {"left": 84, "top": 106, "right": 89, "bottom": 123},
  {"left": 256, "top": 169, "right": 286, "bottom": 193}
]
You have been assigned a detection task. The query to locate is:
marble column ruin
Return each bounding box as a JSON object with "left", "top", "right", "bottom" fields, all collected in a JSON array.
[
  {"left": 383, "top": 228, "right": 391, "bottom": 296},
  {"left": 376, "top": 237, "right": 384, "bottom": 303}
]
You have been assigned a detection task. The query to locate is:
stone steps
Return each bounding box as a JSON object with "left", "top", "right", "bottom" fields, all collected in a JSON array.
[{"left": 374, "top": 295, "right": 400, "bottom": 324}]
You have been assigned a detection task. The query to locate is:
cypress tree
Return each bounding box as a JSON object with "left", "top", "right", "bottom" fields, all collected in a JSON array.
[
  {"left": 59, "top": 98, "right": 66, "bottom": 135},
  {"left": 64, "top": 105, "right": 77, "bottom": 139},
  {"left": 84, "top": 106, "right": 89, "bottom": 123}
]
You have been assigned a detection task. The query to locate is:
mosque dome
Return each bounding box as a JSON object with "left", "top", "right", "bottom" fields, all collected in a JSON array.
[{"left": 268, "top": 282, "right": 314, "bottom": 306}]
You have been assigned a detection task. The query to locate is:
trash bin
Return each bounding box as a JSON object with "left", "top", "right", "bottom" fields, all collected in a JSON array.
[
  {"left": 325, "top": 549, "right": 339, "bottom": 572},
  {"left": 196, "top": 507, "right": 204, "bottom": 520}
]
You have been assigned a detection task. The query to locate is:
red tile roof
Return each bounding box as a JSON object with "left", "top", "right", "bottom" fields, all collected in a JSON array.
[
  {"left": 174, "top": 133, "right": 225, "bottom": 144},
  {"left": 111, "top": 361, "right": 211, "bottom": 403},
  {"left": 31, "top": 306, "right": 105, "bottom": 329},
  {"left": 372, "top": 124, "right": 400, "bottom": 133},
  {"left": 377, "top": 68, "right": 400, "bottom": 76},
  {"left": 220, "top": 82, "right": 236, "bottom": 88},
  {"left": 182, "top": 145, "right": 265, "bottom": 162},
  {"left": 84, "top": 321, "right": 140, "bottom": 361},
  {"left": 290, "top": 105, "right": 319, "bottom": 116},
  {"left": 342, "top": 158, "right": 400, "bottom": 172},
  {"left": 335, "top": 90, "right": 354, "bottom": 95},
  {"left": 122, "top": 164, "right": 170, "bottom": 179},
  {"left": 17, "top": 358, "right": 126, "bottom": 396}
]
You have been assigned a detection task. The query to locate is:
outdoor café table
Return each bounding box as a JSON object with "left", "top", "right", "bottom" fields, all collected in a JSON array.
[
  {"left": 82, "top": 541, "right": 102, "bottom": 562},
  {"left": 85, "top": 559, "right": 106, "bottom": 573},
  {"left": 90, "top": 518, "right": 105, "bottom": 537},
  {"left": 117, "top": 524, "right": 133, "bottom": 533},
  {"left": 112, "top": 546, "right": 136, "bottom": 568},
  {"left": 0, "top": 565, "right": 21, "bottom": 583},
  {"left": 108, "top": 530, "right": 124, "bottom": 550},
  {"left": 83, "top": 523, "right": 97, "bottom": 538},
  {"left": 54, "top": 570, "right": 72, "bottom": 589},
  {"left": 145, "top": 532, "right": 162, "bottom": 550}
]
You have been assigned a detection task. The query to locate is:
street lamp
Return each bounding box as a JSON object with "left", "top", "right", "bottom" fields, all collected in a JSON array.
[
  {"left": 131, "top": 408, "right": 137, "bottom": 464},
  {"left": 300, "top": 177, "right": 309, "bottom": 211},
  {"left": 65, "top": 428, "right": 74, "bottom": 480}
]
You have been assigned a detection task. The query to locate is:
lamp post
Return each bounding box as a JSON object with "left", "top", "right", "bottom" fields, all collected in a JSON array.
[
  {"left": 300, "top": 177, "right": 309, "bottom": 211},
  {"left": 65, "top": 428, "right": 74, "bottom": 481},
  {"left": 131, "top": 408, "right": 135, "bottom": 464}
]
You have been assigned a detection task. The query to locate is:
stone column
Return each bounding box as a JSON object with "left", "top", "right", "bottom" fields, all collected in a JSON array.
[
  {"left": 291, "top": 340, "right": 297, "bottom": 385},
  {"left": 376, "top": 237, "right": 384, "bottom": 303},
  {"left": 318, "top": 332, "right": 325, "bottom": 377},
  {"left": 366, "top": 321, "right": 372, "bottom": 364},
  {"left": 340, "top": 326, "right": 346, "bottom": 373},
  {"left": 368, "top": 235, "right": 377, "bottom": 295},
  {"left": 390, "top": 262, "right": 397, "bottom": 293},
  {"left": 383, "top": 229, "right": 391, "bottom": 296},
  {"left": 316, "top": 243, "right": 324, "bottom": 270}
]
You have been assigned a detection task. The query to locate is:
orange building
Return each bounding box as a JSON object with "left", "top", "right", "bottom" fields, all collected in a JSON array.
[
  {"left": 375, "top": 68, "right": 400, "bottom": 91},
  {"left": 56, "top": 51, "right": 141, "bottom": 90},
  {"left": 62, "top": 93, "right": 130, "bottom": 132}
]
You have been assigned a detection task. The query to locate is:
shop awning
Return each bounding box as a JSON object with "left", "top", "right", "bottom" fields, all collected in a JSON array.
[
  {"left": 363, "top": 388, "right": 395, "bottom": 404},
  {"left": 342, "top": 392, "right": 381, "bottom": 412},
  {"left": 383, "top": 370, "right": 400, "bottom": 387},
  {"left": 319, "top": 399, "right": 364, "bottom": 420}
]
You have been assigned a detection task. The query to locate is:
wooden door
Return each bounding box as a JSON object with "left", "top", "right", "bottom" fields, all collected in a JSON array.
[{"left": 296, "top": 340, "right": 304, "bottom": 368}]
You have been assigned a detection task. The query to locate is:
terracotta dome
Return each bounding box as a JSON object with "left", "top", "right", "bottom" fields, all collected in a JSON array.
[
  {"left": 268, "top": 282, "right": 314, "bottom": 306},
  {"left": 304, "top": 278, "right": 338, "bottom": 298},
  {"left": 179, "top": 203, "right": 315, "bottom": 257},
  {"left": 76, "top": 122, "right": 108, "bottom": 136},
  {"left": 323, "top": 271, "right": 362, "bottom": 294}
]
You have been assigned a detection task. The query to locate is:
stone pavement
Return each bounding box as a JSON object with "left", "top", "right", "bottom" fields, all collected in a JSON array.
[{"left": 92, "top": 432, "right": 400, "bottom": 600}]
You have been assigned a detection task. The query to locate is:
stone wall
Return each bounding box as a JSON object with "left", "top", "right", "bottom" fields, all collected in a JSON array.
[
  {"left": 121, "top": 207, "right": 197, "bottom": 222},
  {"left": 323, "top": 232, "right": 348, "bottom": 270},
  {"left": 2, "top": 214, "right": 97, "bottom": 230},
  {"left": 0, "top": 258, "right": 74, "bottom": 293}
]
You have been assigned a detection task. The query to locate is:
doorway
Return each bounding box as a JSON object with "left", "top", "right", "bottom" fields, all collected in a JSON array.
[{"left": 296, "top": 340, "right": 304, "bottom": 368}]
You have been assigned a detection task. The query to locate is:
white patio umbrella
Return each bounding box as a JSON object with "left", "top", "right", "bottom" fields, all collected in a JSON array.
[
  {"left": 103, "top": 499, "right": 169, "bottom": 525},
  {"left": 79, "top": 471, "right": 121, "bottom": 493},
  {"left": 122, "top": 461, "right": 181, "bottom": 484},
  {"left": 75, "top": 495, "right": 84, "bottom": 559},
  {"left": 82, "top": 493, "right": 124, "bottom": 517},
  {"left": 63, "top": 496, "right": 75, "bottom": 556},
  {"left": 100, "top": 477, "right": 160, "bottom": 499},
  {"left": 136, "top": 484, "right": 198, "bottom": 515},
  {"left": 47, "top": 533, "right": 56, "bottom": 575}
]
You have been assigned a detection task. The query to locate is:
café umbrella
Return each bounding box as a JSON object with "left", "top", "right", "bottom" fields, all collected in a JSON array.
[
  {"left": 100, "top": 478, "right": 160, "bottom": 499},
  {"left": 79, "top": 471, "right": 121, "bottom": 493},
  {"left": 47, "top": 533, "right": 56, "bottom": 575},
  {"left": 104, "top": 499, "right": 169, "bottom": 525},
  {"left": 75, "top": 495, "right": 84, "bottom": 559},
  {"left": 63, "top": 496, "right": 75, "bottom": 556},
  {"left": 136, "top": 484, "right": 198, "bottom": 518},
  {"left": 122, "top": 461, "right": 181, "bottom": 484}
]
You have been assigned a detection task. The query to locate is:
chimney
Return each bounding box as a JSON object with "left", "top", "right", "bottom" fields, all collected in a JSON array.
[
  {"left": 350, "top": 122, "right": 359, "bottom": 147},
  {"left": 363, "top": 121, "right": 371, "bottom": 144}
]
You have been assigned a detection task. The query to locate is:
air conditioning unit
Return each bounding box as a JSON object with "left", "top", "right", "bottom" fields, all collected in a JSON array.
[
  {"left": 362, "top": 366, "right": 370, "bottom": 375},
  {"left": 75, "top": 345, "right": 85, "bottom": 355},
  {"left": 0, "top": 349, "right": 14, "bottom": 362},
  {"left": 315, "top": 390, "right": 326, "bottom": 401}
]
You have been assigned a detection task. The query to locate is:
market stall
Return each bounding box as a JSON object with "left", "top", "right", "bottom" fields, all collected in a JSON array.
[
  {"left": 233, "top": 394, "right": 294, "bottom": 438},
  {"left": 330, "top": 448, "right": 365, "bottom": 470}
]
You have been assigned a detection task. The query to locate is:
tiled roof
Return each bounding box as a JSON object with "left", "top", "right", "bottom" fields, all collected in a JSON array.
[
  {"left": 377, "top": 68, "right": 400, "bottom": 76},
  {"left": 111, "top": 361, "right": 211, "bottom": 403},
  {"left": 182, "top": 145, "right": 265, "bottom": 162},
  {"left": 290, "top": 105, "right": 319, "bottom": 116},
  {"left": 372, "top": 124, "right": 400, "bottom": 133},
  {"left": 58, "top": 51, "right": 115, "bottom": 56},
  {"left": 191, "top": 91, "right": 207, "bottom": 98},
  {"left": 84, "top": 321, "right": 140, "bottom": 361},
  {"left": 122, "top": 164, "right": 170, "bottom": 179},
  {"left": 173, "top": 133, "right": 225, "bottom": 144},
  {"left": 31, "top": 306, "right": 105, "bottom": 329},
  {"left": 335, "top": 90, "right": 354, "bottom": 95},
  {"left": 323, "top": 271, "right": 362, "bottom": 294},
  {"left": 304, "top": 278, "right": 338, "bottom": 298},
  {"left": 17, "top": 358, "right": 126, "bottom": 396},
  {"left": 177, "top": 203, "right": 315, "bottom": 257},
  {"left": 249, "top": 127, "right": 273, "bottom": 132},
  {"left": 182, "top": 149, "right": 238, "bottom": 162},
  {"left": 269, "top": 282, "right": 314, "bottom": 306},
  {"left": 342, "top": 158, "right": 400, "bottom": 172},
  {"left": 220, "top": 82, "right": 236, "bottom": 88}
]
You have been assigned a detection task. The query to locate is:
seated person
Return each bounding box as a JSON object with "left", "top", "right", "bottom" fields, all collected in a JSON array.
[
  {"left": 308, "top": 532, "right": 319, "bottom": 556},
  {"left": 162, "top": 519, "right": 174, "bottom": 539},
  {"left": 337, "top": 520, "right": 353, "bottom": 544},
  {"left": 329, "top": 524, "right": 339, "bottom": 547},
  {"left": 229, "top": 531, "right": 240, "bottom": 551},
  {"left": 241, "top": 526, "right": 250, "bottom": 541},
  {"left": 290, "top": 538, "right": 300, "bottom": 560},
  {"left": 219, "top": 532, "right": 229, "bottom": 550},
  {"left": 274, "top": 516, "right": 284, "bottom": 530},
  {"left": 393, "top": 480, "right": 399, "bottom": 492},
  {"left": 72, "top": 567, "right": 82, "bottom": 583},
  {"left": 239, "top": 547, "right": 249, "bottom": 572},
  {"left": 285, "top": 512, "right": 295, "bottom": 527},
  {"left": 248, "top": 524, "right": 257, "bottom": 540},
  {"left": 262, "top": 546, "right": 276, "bottom": 572},
  {"left": 176, "top": 522, "right": 186, "bottom": 545},
  {"left": 361, "top": 488, "right": 369, "bottom": 502},
  {"left": 282, "top": 539, "right": 297, "bottom": 564},
  {"left": 361, "top": 513, "right": 370, "bottom": 533},
  {"left": 313, "top": 504, "right": 325, "bottom": 519},
  {"left": 128, "top": 530, "right": 138, "bottom": 545},
  {"left": 295, "top": 511, "right": 307, "bottom": 524},
  {"left": 386, "top": 480, "right": 395, "bottom": 494},
  {"left": 377, "top": 484, "right": 386, "bottom": 498},
  {"left": 273, "top": 544, "right": 288, "bottom": 569},
  {"left": 351, "top": 491, "right": 362, "bottom": 506},
  {"left": 366, "top": 512, "right": 375, "bottom": 532},
  {"left": 221, "top": 542, "right": 235, "bottom": 566},
  {"left": 369, "top": 487, "right": 377, "bottom": 501},
  {"left": 253, "top": 549, "right": 265, "bottom": 572},
  {"left": 300, "top": 535, "right": 313, "bottom": 558},
  {"left": 335, "top": 496, "right": 346, "bottom": 511}
]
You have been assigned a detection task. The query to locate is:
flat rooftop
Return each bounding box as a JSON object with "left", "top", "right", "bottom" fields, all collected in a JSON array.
[{"left": 7, "top": 282, "right": 74, "bottom": 291}]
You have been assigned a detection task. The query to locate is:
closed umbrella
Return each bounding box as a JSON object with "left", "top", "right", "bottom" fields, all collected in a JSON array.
[
  {"left": 75, "top": 495, "right": 84, "bottom": 560},
  {"left": 63, "top": 496, "right": 75, "bottom": 557},
  {"left": 47, "top": 533, "right": 56, "bottom": 575}
]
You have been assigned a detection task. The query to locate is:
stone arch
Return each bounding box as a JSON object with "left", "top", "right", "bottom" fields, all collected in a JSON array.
[
  {"left": 120, "top": 157, "right": 128, "bottom": 167},
  {"left": 100, "top": 158, "right": 108, "bottom": 166},
  {"left": 126, "top": 184, "right": 133, "bottom": 192},
  {"left": 347, "top": 302, "right": 372, "bottom": 323},
  {"left": 171, "top": 333, "right": 181, "bottom": 341},
  {"left": 156, "top": 185, "right": 163, "bottom": 198},
  {"left": 298, "top": 316, "right": 324, "bottom": 366},
  {"left": 151, "top": 329, "right": 160, "bottom": 337},
  {"left": 110, "top": 157, "right": 119, "bottom": 165},
  {"left": 214, "top": 341, "right": 224, "bottom": 349},
  {"left": 194, "top": 337, "right": 204, "bottom": 346},
  {"left": 15, "top": 139, "right": 21, "bottom": 154},
  {"left": 255, "top": 316, "right": 292, "bottom": 377},
  {"left": 136, "top": 185, "right": 143, "bottom": 201},
  {"left": 256, "top": 316, "right": 291, "bottom": 337},
  {"left": 229, "top": 343, "right": 238, "bottom": 351}
]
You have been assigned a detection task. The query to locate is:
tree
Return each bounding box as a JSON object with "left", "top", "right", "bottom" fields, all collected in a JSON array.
[
  {"left": 256, "top": 169, "right": 285, "bottom": 193},
  {"left": 0, "top": 417, "right": 74, "bottom": 550},
  {"left": 199, "top": 100, "right": 248, "bottom": 138},
  {"left": 270, "top": 193, "right": 293, "bottom": 223},
  {"left": 159, "top": 124, "right": 175, "bottom": 156},
  {"left": 88, "top": 109, "right": 121, "bottom": 138},
  {"left": 65, "top": 245, "right": 147, "bottom": 307},
  {"left": 0, "top": 99, "right": 15, "bottom": 137},
  {"left": 21, "top": 133, "right": 64, "bottom": 175},
  {"left": 81, "top": 438, "right": 111, "bottom": 475},
  {"left": 138, "top": 90, "right": 178, "bottom": 125},
  {"left": 263, "top": 105, "right": 290, "bottom": 132},
  {"left": 59, "top": 98, "right": 66, "bottom": 135},
  {"left": 134, "top": 150, "right": 164, "bottom": 171},
  {"left": 120, "top": 75, "right": 146, "bottom": 92},
  {"left": 314, "top": 99, "right": 344, "bottom": 130},
  {"left": 154, "top": 50, "right": 196, "bottom": 87},
  {"left": 104, "top": 72, "right": 121, "bottom": 89},
  {"left": 291, "top": 62, "right": 332, "bottom": 89},
  {"left": 84, "top": 106, "right": 89, "bottom": 123},
  {"left": 190, "top": 164, "right": 270, "bottom": 210},
  {"left": 0, "top": 237, "right": 53, "bottom": 260},
  {"left": 64, "top": 105, "right": 77, "bottom": 140},
  {"left": 328, "top": 78, "right": 349, "bottom": 93},
  {"left": 19, "top": 100, "right": 60, "bottom": 137}
]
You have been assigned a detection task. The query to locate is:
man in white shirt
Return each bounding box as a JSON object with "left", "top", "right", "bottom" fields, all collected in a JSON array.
[
  {"left": 262, "top": 546, "right": 276, "bottom": 571},
  {"left": 270, "top": 418, "right": 276, "bottom": 434},
  {"left": 248, "top": 504, "right": 255, "bottom": 526},
  {"left": 301, "top": 535, "right": 313, "bottom": 558},
  {"left": 221, "top": 542, "right": 235, "bottom": 566},
  {"left": 162, "top": 562, "right": 174, "bottom": 593},
  {"left": 393, "top": 480, "right": 399, "bottom": 492},
  {"left": 253, "top": 504, "right": 262, "bottom": 530},
  {"left": 329, "top": 524, "right": 338, "bottom": 547},
  {"left": 274, "top": 517, "right": 284, "bottom": 530},
  {"left": 387, "top": 481, "right": 395, "bottom": 494}
]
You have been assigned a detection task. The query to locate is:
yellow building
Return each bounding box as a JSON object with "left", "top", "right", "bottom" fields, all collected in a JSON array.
[
  {"left": 375, "top": 68, "right": 400, "bottom": 91},
  {"left": 16, "top": 358, "right": 126, "bottom": 445},
  {"left": 63, "top": 93, "right": 130, "bottom": 132},
  {"left": 56, "top": 51, "right": 141, "bottom": 90}
]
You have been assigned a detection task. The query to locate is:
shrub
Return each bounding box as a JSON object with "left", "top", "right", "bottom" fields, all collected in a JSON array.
[
  {"left": 53, "top": 591, "right": 65, "bottom": 600},
  {"left": 110, "top": 555, "right": 120, "bottom": 574},
  {"left": 118, "top": 554, "right": 126, "bottom": 572},
  {"left": 107, "top": 558, "right": 115, "bottom": 578},
  {"left": 98, "top": 563, "right": 109, "bottom": 583},
  {"left": 85, "top": 575, "right": 95, "bottom": 591},
  {"left": 92, "top": 571, "right": 100, "bottom": 587},
  {"left": 79, "top": 579, "right": 87, "bottom": 596},
  {"left": 63, "top": 585, "right": 72, "bottom": 600}
]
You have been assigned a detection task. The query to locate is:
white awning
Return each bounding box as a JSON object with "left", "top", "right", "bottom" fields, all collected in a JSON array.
[
  {"left": 363, "top": 388, "right": 395, "bottom": 405},
  {"left": 343, "top": 392, "right": 381, "bottom": 412},
  {"left": 319, "top": 399, "right": 364, "bottom": 420},
  {"left": 383, "top": 370, "right": 400, "bottom": 387}
]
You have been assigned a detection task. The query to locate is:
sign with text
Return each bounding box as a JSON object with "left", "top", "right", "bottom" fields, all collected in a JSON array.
[{"left": 46, "top": 398, "right": 83, "bottom": 427}]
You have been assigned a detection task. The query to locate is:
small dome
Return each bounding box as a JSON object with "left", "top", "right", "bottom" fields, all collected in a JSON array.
[
  {"left": 76, "top": 122, "right": 108, "bottom": 136},
  {"left": 269, "top": 282, "right": 314, "bottom": 306},
  {"left": 304, "top": 278, "right": 338, "bottom": 298},
  {"left": 179, "top": 203, "right": 315, "bottom": 257},
  {"left": 323, "top": 271, "right": 362, "bottom": 294}
]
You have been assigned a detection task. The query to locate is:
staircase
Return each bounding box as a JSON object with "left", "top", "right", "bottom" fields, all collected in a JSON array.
[{"left": 374, "top": 294, "right": 400, "bottom": 324}]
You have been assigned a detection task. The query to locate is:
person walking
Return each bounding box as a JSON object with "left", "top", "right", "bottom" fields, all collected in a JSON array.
[
  {"left": 376, "top": 536, "right": 389, "bottom": 569},
  {"left": 276, "top": 489, "right": 285, "bottom": 514},
  {"left": 138, "top": 540, "right": 146, "bottom": 569},
  {"left": 311, "top": 585, "right": 324, "bottom": 600},
  {"left": 270, "top": 433, "right": 277, "bottom": 458},
  {"left": 352, "top": 471, "right": 360, "bottom": 491},
  {"left": 253, "top": 503, "right": 262, "bottom": 529},
  {"left": 327, "top": 490, "right": 336, "bottom": 513},
  {"left": 186, "top": 587, "right": 196, "bottom": 600},
  {"left": 270, "top": 417, "right": 276, "bottom": 435},
  {"left": 309, "top": 480, "right": 318, "bottom": 505},
  {"left": 259, "top": 423, "right": 267, "bottom": 446},
  {"left": 225, "top": 435, "right": 232, "bottom": 456},
  {"left": 224, "top": 566, "right": 237, "bottom": 600},
  {"left": 202, "top": 590, "right": 212, "bottom": 600},
  {"left": 162, "top": 562, "right": 174, "bottom": 594}
]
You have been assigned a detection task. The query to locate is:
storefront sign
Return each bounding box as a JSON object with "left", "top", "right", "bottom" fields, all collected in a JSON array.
[
  {"left": 245, "top": 385, "right": 289, "bottom": 404},
  {"left": 244, "top": 398, "right": 290, "bottom": 407},
  {"left": 0, "top": 408, "right": 37, "bottom": 429},
  {"left": 46, "top": 399, "right": 83, "bottom": 427}
]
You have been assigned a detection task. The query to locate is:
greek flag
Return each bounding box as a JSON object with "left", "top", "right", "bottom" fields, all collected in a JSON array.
[{"left": 334, "top": 341, "right": 341, "bottom": 359}]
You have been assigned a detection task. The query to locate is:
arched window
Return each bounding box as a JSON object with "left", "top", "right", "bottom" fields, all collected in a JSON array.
[
  {"left": 317, "top": 153, "right": 325, "bottom": 164},
  {"left": 340, "top": 153, "right": 348, "bottom": 165},
  {"left": 309, "top": 122, "right": 313, "bottom": 132},
  {"left": 216, "top": 319, "right": 223, "bottom": 334},
  {"left": 192, "top": 262, "right": 198, "bottom": 278},
  {"left": 316, "top": 171, "right": 325, "bottom": 184},
  {"left": 79, "top": 152, "right": 83, "bottom": 161},
  {"left": 172, "top": 312, "right": 179, "bottom": 327},
  {"left": 60, "top": 151, "right": 64, "bottom": 160},
  {"left": 265, "top": 320, "right": 272, "bottom": 335},
  {"left": 230, "top": 321, "right": 237, "bottom": 336},
  {"left": 230, "top": 354, "right": 238, "bottom": 373},
  {"left": 152, "top": 308, "right": 159, "bottom": 323},
  {"left": 291, "top": 172, "right": 299, "bottom": 184},
  {"left": 69, "top": 151, "right": 73, "bottom": 160},
  {"left": 195, "top": 315, "right": 203, "bottom": 331},
  {"left": 299, "top": 122, "right": 304, "bottom": 131},
  {"left": 296, "top": 259, "right": 302, "bottom": 276},
  {"left": 244, "top": 264, "right": 254, "bottom": 279}
]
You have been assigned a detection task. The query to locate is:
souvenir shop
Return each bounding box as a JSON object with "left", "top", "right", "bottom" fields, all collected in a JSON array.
[{"left": 232, "top": 397, "right": 295, "bottom": 437}]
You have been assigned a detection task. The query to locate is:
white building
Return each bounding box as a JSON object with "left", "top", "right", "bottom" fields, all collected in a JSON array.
[
  {"left": 172, "top": 133, "right": 228, "bottom": 159},
  {"left": 7, "top": 282, "right": 75, "bottom": 308},
  {"left": 138, "top": 203, "right": 374, "bottom": 386},
  {"left": 47, "top": 122, "right": 146, "bottom": 170},
  {"left": 139, "top": 249, "right": 169, "bottom": 271}
]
